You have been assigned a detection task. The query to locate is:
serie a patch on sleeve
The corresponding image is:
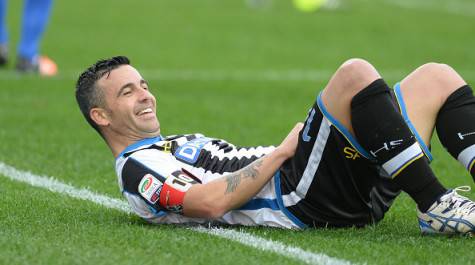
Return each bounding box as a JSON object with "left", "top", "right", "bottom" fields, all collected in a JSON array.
[{"left": 138, "top": 174, "right": 163, "bottom": 204}]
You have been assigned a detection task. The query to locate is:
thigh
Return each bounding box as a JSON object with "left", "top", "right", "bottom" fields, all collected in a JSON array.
[{"left": 320, "top": 59, "right": 382, "bottom": 136}]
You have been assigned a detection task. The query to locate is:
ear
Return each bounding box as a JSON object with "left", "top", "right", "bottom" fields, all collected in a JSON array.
[{"left": 90, "top": 107, "right": 110, "bottom": 127}]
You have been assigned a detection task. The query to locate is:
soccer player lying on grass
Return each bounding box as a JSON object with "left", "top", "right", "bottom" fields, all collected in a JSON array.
[{"left": 75, "top": 56, "right": 475, "bottom": 235}]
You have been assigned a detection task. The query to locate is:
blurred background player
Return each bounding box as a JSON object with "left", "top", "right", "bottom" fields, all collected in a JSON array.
[
  {"left": 0, "top": 0, "right": 57, "bottom": 76},
  {"left": 246, "top": 0, "right": 340, "bottom": 12},
  {"left": 292, "top": 0, "right": 341, "bottom": 12}
]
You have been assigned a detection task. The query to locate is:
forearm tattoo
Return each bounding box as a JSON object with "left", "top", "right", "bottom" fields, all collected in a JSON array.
[{"left": 225, "top": 159, "right": 263, "bottom": 194}]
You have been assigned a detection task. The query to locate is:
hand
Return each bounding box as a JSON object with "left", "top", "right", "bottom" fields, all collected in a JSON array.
[{"left": 277, "top": 122, "right": 304, "bottom": 159}]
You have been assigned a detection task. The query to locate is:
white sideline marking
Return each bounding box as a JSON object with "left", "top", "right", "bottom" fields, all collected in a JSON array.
[
  {"left": 0, "top": 161, "right": 132, "bottom": 214},
  {"left": 193, "top": 227, "right": 354, "bottom": 265},
  {"left": 0, "top": 161, "right": 354, "bottom": 265}
]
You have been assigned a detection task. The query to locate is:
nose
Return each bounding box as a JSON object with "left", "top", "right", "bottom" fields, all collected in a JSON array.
[{"left": 138, "top": 88, "right": 155, "bottom": 103}]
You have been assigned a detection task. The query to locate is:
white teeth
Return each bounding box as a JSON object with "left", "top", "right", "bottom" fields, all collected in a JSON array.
[{"left": 138, "top": 108, "right": 153, "bottom": 115}]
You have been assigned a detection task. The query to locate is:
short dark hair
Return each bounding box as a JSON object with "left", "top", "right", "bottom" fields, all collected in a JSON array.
[{"left": 75, "top": 56, "right": 130, "bottom": 135}]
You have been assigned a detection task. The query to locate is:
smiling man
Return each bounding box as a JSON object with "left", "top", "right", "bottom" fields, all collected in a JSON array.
[
  {"left": 76, "top": 56, "right": 475, "bottom": 235},
  {"left": 76, "top": 56, "right": 303, "bottom": 227}
]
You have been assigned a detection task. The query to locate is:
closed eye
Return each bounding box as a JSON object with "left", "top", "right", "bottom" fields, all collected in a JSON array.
[
  {"left": 141, "top": 79, "right": 149, "bottom": 90},
  {"left": 122, "top": 88, "right": 132, "bottom": 96}
]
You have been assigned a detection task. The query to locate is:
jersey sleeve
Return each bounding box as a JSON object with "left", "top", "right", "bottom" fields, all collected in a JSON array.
[{"left": 120, "top": 149, "right": 199, "bottom": 215}]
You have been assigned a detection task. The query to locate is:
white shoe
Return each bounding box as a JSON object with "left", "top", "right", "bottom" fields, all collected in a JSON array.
[{"left": 417, "top": 186, "right": 475, "bottom": 235}]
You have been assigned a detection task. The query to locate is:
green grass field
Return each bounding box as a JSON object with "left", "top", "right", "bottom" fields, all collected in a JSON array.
[{"left": 1, "top": 0, "right": 475, "bottom": 264}]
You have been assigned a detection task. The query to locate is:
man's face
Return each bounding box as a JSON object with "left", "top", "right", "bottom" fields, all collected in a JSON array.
[{"left": 96, "top": 65, "right": 160, "bottom": 139}]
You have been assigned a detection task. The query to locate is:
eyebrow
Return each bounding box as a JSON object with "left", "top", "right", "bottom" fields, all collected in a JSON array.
[{"left": 116, "top": 79, "right": 148, "bottom": 97}]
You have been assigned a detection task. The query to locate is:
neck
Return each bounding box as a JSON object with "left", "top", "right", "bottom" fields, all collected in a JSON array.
[
  {"left": 104, "top": 131, "right": 160, "bottom": 158},
  {"left": 106, "top": 136, "right": 134, "bottom": 157}
]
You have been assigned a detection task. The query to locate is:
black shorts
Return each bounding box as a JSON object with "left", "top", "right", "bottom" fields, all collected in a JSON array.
[{"left": 279, "top": 85, "right": 431, "bottom": 228}]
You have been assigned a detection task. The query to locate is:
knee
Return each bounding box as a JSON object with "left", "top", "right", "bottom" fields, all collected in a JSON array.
[
  {"left": 339, "top": 58, "right": 374, "bottom": 76},
  {"left": 329, "top": 58, "right": 381, "bottom": 97},
  {"left": 416, "top": 62, "right": 465, "bottom": 93},
  {"left": 417, "top": 62, "right": 453, "bottom": 79}
]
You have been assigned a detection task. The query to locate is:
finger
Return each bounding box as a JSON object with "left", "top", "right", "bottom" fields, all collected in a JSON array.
[{"left": 294, "top": 122, "right": 304, "bottom": 131}]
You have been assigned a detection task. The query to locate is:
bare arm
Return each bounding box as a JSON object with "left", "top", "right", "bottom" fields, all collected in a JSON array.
[{"left": 182, "top": 123, "right": 303, "bottom": 218}]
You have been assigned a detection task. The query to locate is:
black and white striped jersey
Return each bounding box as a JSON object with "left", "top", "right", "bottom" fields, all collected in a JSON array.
[{"left": 115, "top": 134, "right": 305, "bottom": 229}]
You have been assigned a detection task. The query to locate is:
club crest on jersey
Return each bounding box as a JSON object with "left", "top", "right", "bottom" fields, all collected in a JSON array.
[
  {"left": 174, "top": 137, "right": 212, "bottom": 164},
  {"left": 138, "top": 174, "right": 163, "bottom": 204}
]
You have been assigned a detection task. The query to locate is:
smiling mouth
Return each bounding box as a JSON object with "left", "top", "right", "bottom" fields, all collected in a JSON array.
[{"left": 137, "top": 107, "right": 154, "bottom": 116}]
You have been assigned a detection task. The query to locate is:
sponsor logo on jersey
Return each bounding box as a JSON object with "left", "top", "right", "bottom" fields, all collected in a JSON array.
[
  {"left": 344, "top": 147, "right": 361, "bottom": 160},
  {"left": 174, "top": 137, "right": 212, "bottom": 164},
  {"left": 138, "top": 174, "right": 163, "bottom": 204}
]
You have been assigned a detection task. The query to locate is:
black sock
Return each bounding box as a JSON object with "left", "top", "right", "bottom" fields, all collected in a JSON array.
[
  {"left": 436, "top": 85, "right": 475, "bottom": 182},
  {"left": 351, "top": 79, "right": 446, "bottom": 212}
]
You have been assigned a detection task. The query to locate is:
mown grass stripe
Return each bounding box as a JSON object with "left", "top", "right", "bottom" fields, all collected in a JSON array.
[
  {"left": 0, "top": 69, "right": 473, "bottom": 82},
  {"left": 383, "top": 0, "right": 475, "bottom": 17},
  {"left": 0, "top": 161, "right": 355, "bottom": 265}
]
